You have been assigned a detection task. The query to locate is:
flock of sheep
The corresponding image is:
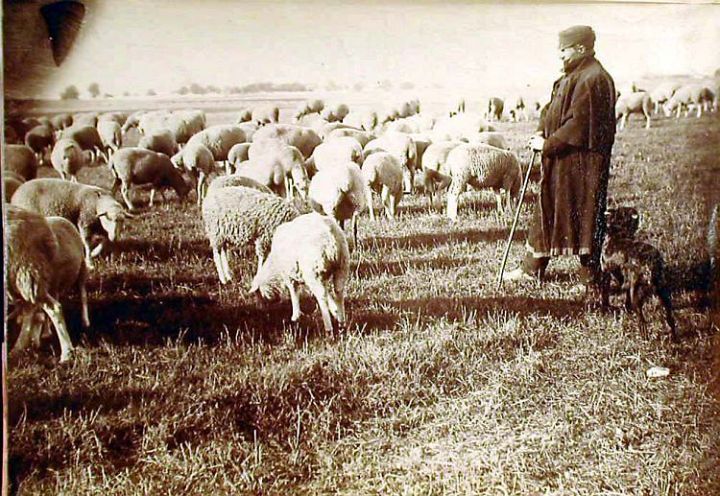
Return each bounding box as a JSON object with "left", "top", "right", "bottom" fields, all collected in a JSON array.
[{"left": 3, "top": 78, "right": 719, "bottom": 363}]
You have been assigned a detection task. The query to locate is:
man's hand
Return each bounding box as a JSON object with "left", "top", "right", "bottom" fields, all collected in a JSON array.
[{"left": 528, "top": 135, "right": 545, "bottom": 152}]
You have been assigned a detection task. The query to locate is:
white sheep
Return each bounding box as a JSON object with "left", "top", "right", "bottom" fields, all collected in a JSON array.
[
  {"left": 237, "top": 121, "right": 259, "bottom": 142},
  {"left": 445, "top": 143, "right": 522, "bottom": 220},
  {"left": 237, "top": 108, "right": 253, "bottom": 123},
  {"left": 308, "top": 161, "right": 368, "bottom": 247},
  {"left": 294, "top": 99, "right": 325, "bottom": 121},
  {"left": 343, "top": 110, "right": 378, "bottom": 132},
  {"left": 206, "top": 174, "right": 273, "bottom": 196},
  {"left": 227, "top": 142, "right": 252, "bottom": 174},
  {"left": 466, "top": 131, "right": 507, "bottom": 149},
  {"left": 50, "top": 138, "right": 85, "bottom": 181},
  {"left": 184, "top": 124, "right": 247, "bottom": 167},
  {"left": 252, "top": 104, "right": 280, "bottom": 125},
  {"left": 487, "top": 97, "right": 505, "bottom": 122},
  {"left": 616, "top": 91, "right": 652, "bottom": 130},
  {"left": 420, "top": 140, "right": 462, "bottom": 209},
  {"left": 239, "top": 143, "right": 309, "bottom": 199},
  {"left": 61, "top": 125, "right": 107, "bottom": 164},
  {"left": 6, "top": 205, "right": 74, "bottom": 362},
  {"left": 110, "top": 147, "right": 191, "bottom": 210},
  {"left": 431, "top": 113, "right": 495, "bottom": 142},
  {"left": 201, "top": 185, "right": 300, "bottom": 284},
  {"left": 250, "top": 212, "right": 349, "bottom": 333},
  {"left": 171, "top": 143, "right": 216, "bottom": 205},
  {"left": 252, "top": 124, "right": 322, "bottom": 159},
  {"left": 138, "top": 128, "right": 179, "bottom": 157},
  {"left": 4, "top": 144, "right": 39, "bottom": 181},
  {"left": 650, "top": 81, "right": 682, "bottom": 114},
  {"left": 361, "top": 152, "right": 404, "bottom": 220},
  {"left": 325, "top": 127, "right": 375, "bottom": 148},
  {"left": 96, "top": 120, "right": 122, "bottom": 160},
  {"left": 664, "top": 84, "right": 715, "bottom": 118},
  {"left": 3, "top": 170, "right": 25, "bottom": 201},
  {"left": 11, "top": 178, "right": 133, "bottom": 268},
  {"left": 363, "top": 132, "right": 418, "bottom": 193},
  {"left": 305, "top": 137, "right": 364, "bottom": 176},
  {"left": 320, "top": 103, "right": 350, "bottom": 122},
  {"left": 24, "top": 124, "right": 54, "bottom": 165}
]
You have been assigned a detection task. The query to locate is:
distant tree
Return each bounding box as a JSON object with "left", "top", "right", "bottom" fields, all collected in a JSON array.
[
  {"left": 189, "top": 83, "right": 207, "bottom": 94},
  {"left": 122, "top": 91, "right": 130, "bottom": 97},
  {"left": 103, "top": 93, "right": 113, "bottom": 98},
  {"left": 177, "top": 86, "right": 189, "bottom": 95},
  {"left": 325, "top": 80, "right": 342, "bottom": 91},
  {"left": 60, "top": 85, "right": 79, "bottom": 99},
  {"left": 353, "top": 82, "right": 366, "bottom": 92},
  {"left": 206, "top": 85, "right": 220, "bottom": 94},
  {"left": 88, "top": 82, "right": 100, "bottom": 98},
  {"left": 147, "top": 89, "right": 157, "bottom": 96}
]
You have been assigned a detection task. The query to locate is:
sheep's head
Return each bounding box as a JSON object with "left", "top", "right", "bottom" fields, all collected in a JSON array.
[
  {"left": 291, "top": 165, "right": 309, "bottom": 200},
  {"left": 96, "top": 194, "right": 133, "bottom": 241},
  {"left": 605, "top": 207, "right": 640, "bottom": 239},
  {"left": 249, "top": 274, "right": 281, "bottom": 302}
]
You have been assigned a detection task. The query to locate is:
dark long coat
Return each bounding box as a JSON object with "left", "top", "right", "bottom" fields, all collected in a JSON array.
[{"left": 527, "top": 55, "right": 616, "bottom": 258}]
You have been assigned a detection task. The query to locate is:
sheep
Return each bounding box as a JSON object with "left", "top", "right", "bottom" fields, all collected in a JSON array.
[
  {"left": 420, "top": 140, "right": 462, "bottom": 209},
  {"left": 508, "top": 95, "right": 529, "bottom": 122},
  {"left": 343, "top": 110, "right": 378, "bottom": 131},
  {"left": 61, "top": 125, "right": 107, "bottom": 164},
  {"left": 5, "top": 124, "right": 21, "bottom": 144},
  {"left": 308, "top": 161, "right": 368, "bottom": 247},
  {"left": 227, "top": 142, "right": 252, "bottom": 174},
  {"left": 96, "top": 120, "right": 123, "bottom": 160},
  {"left": 4, "top": 144, "right": 39, "bottom": 181},
  {"left": 97, "top": 112, "right": 128, "bottom": 126},
  {"left": 237, "top": 121, "right": 259, "bottom": 142},
  {"left": 321, "top": 103, "right": 350, "bottom": 122},
  {"left": 110, "top": 147, "right": 191, "bottom": 210},
  {"left": 449, "top": 98, "right": 466, "bottom": 117},
  {"left": 252, "top": 104, "right": 280, "bottom": 125},
  {"left": 445, "top": 143, "right": 522, "bottom": 220},
  {"left": 238, "top": 143, "right": 309, "bottom": 199},
  {"left": 50, "top": 138, "right": 85, "bottom": 181},
  {"left": 73, "top": 112, "right": 99, "bottom": 128},
  {"left": 184, "top": 124, "right": 247, "bottom": 164},
  {"left": 201, "top": 185, "right": 300, "bottom": 284},
  {"left": 171, "top": 143, "right": 216, "bottom": 205},
  {"left": 11, "top": 178, "right": 133, "bottom": 268},
  {"left": 664, "top": 84, "right": 715, "bottom": 118},
  {"left": 50, "top": 113, "right": 73, "bottom": 131},
  {"left": 467, "top": 131, "right": 507, "bottom": 149},
  {"left": 487, "top": 97, "right": 504, "bottom": 121},
  {"left": 172, "top": 109, "right": 206, "bottom": 143},
  {"left": 294, "top": 99, "right": 325, "bottom": 121},
  {"left": 250, "top": 212, "right": 349, "bottom": 333},
  {"left": 616, "top": 91, "right": 652, "bottom": 130},
  {"left": 325, "top": 127, "right": 375, "bottom": 148},
  {"left": 3, "top": 170, "right": 25, "bottom": 201},
  {"left": 650, "top": 81, "right": 682, "bottom": 114},
  {"left": 18, "top": 216, "right": 91, "bottom": 351},
  {"left": 252, "top": 124, "right": 322, "bottom": 159},
  {"left": 206, "top": 174, "right": 273, "bottom": 196},
  {"left": 599, "top": 207, "right": 677, "bottom": 341},
  {"left": 431, "top": 113, "right": 495, "bottom": 142},
  {"left": 237, "top": 108, "right": 253, "bottom": 123},
  {"left": 305, "top": 137, "right": 364, "bottom": 176},
  {"left": 363, "top": 132, "right": 418, "bottom": 193},
  {"left": 6, "top": 206, "right": 74, "bottom": 362},
  {"left": 138, "top": 128, "right": 179, "bottom": 157},
  {"left": 24, "top": 124, "right": 55, "bottom": 165},
  {"left": 361, "top": 152, "right": 404, "bottom": 220}
]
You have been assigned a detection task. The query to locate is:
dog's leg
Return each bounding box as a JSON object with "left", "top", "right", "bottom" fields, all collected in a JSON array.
[{"left": 658, "top": 287, "right": 678, "bottom": 342}]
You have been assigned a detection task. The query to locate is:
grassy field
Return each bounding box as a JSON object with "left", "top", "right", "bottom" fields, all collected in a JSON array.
[{"left": 6, "top": 101, "right": 720, "bottom": 494}]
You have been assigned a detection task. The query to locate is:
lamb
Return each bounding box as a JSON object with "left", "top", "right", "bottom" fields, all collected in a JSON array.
[
  {"left": 138, "top": 128, "right": 179, "bottom": 157},
  {"left": 6, "top": 206, "right": 74, "bottom": 362},
  {"left": 206, "top": 174, "right": 273, "bottom": 196},
  {"left": 11, "top": 178, "right": 133, "bottom": 268},
  {"left": 96, "top": 120, "right": 123, "bottom": 159},
  {"left": 184, "top": 124, "right": 247, "bottom": 163},
  {"left": 599, "top": 207, "right": 677, "bottom": 341},
  {"left": 252, "top": 104, "right": 280, "bottom": 125},
  {"left": 250, "top": 212, "right": 349, "bottom": 333},
  {"left": 650, "top": 81, "right": 682, "bottom": 114},
  {"left": 61, "top": 125, "right": 107, "bottom": 164},
  {"left": 305, "top": 137, "right": 364, "bottom": 176},
  {"left": 294, "top": 99, "right": 325, "bottom": 121},
  {"left": 3, "top": 170, "right": 25, "bottom": 201},
  {"left": 420, "top": 140, "right": 462, "bottom": 209},
  {"left": 252, "top": 124, "right": 322, "bottom": 159},
  {"left": 361, "top": 152, "right": 404, "bottom": 220},
  {"left": 325, "top": 127, "right": 375, "bottom": 148},
  {"left": 171, "top": 143, "right": 216, "bottom": 205},
  {"left": 110, "top": 147, "right": 191, "bottom": 210},
  {"left": 50, "top": 138, "right": 85, "bottom": 181},
  {"left": 201, "top": 185, "right": 300, "bottom": 284},
  {"left": 616, "top": 91, "right": 652, "bottom": 130},
  {"left": 24, "top": 124, "right": 55, "bottom": 165},
  {"left": 487, "top": 97, "right": 504, "bottom": 121},
  {"left": 363, "top": 132, "right": 418, "bottom": 193},
  {"left": 238, "top": 143, "right": 309, "bottom": 199},
  {"left": 308, "top": 161, "right": 368, "bottom": 247},
  {"left": 320, "top": 103, "right": 350, "bottom": 123},
  {"left": 445, "top": 143, "right": 522, "bottom": 220},
  {"left": 4, "top": 144, "right": 39, "bottom": 181}
]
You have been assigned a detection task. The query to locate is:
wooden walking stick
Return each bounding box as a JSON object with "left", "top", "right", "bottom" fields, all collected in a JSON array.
[{"left": 496, "top": 149, "right": 539, "bottom": 290}]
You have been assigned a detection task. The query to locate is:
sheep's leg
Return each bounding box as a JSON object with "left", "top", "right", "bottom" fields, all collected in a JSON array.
[
  {"left": 367, "top": 189, "right": 376, "bottom": 222},
  {"left": 224, "top": 161, "right": 233, "bottom": 175},
  {"left": 41, "top": 295, "right": 74, "bottom": 362},
  {"left": 381, "top": 186, "right": 392, "bottom": 220},
  {"left": 447, "top": 193, "right": 459, "bottom": 220},
  {"left": 221, "top": 248, "right": 234, "bottom": 282},
  {"left": 305, "top": 279, "right": 334, "bottom": 333},
  {"left": 351, "top": 212, "right": 359, "bottom": 249},
  {"left": 286, "top": 280, "right": 302, "bottom": 322},
  {"left": 121, "top": 184, "right": 135, "bottom": 211},
  {"left": 82, "top": 234, "right": 96, "bottom": 269},
  {"left": 645, "top": 113, "right": 651, "bottom": 129},
  {"left": 79, "top": 270, "right": 90, "bottom": 328},
  {"left": 696, "top": 104, "right": 702, "bottom": 118},
  {"left": 328, "top": 275, "right": 346, "bottom": 330},
  {"left": 149, "top": 189, "right": 156, "bottom": 207},
  {"left": 13, "top": 310, "right": 35, "bottom": 352},
  {"left": 212, "top": 248, "right": 227, "bottom": 284},
  {"left": 494, "top": 192, "right": 503, "bottom": 214}
]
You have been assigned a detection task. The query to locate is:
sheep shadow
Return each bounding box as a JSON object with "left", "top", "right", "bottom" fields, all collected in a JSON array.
[
  {"left": 354, "top": 255, "right": 478, "bottom": 278},
  {"left": 364, "top": 227, "right": 519, "bottom": 251},
  {"left": 111, "top": 237, "right": 212, "bottom": 262}
]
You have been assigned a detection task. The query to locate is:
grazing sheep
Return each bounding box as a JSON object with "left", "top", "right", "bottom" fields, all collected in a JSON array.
[
  {"left": 172, "top": 109, "right": 206, "bottom": 143},
  {"left": 600, "top": 207, "right": 677, "bottom": 341},
  {"left": 237, "top": 108, "right": 253, "bottom": 123},
  {"left": 202, "top": 185, "right": 300, "bottom": 284},
  {"left": 73, "top": 112, "right": 99, "bottom": 128},
  {"left": 326, "top": 127, "right": 375, "bottom": 148},
  {"left": 321, "top": 103, "right": 350, "bottom": 122},
  {"left": 487, "top": 97, "right": 504, "bottom": 121},
  {"left": 251, "top": 212, "right": 349, "bottom": 333},
  {"left": 24, "top": 124, "right": 55, "bottom": 165},
  {"left": 361, "top": 152, "right": 404, "bottom": 220},
  {"left": 363, "top": 132, "right": 418, "bottom": 193},
  {"left": 171, "top": 143, "right": 216, "bottom": 205},
  {"left": 4, "top": 144, "right": 39, "bottom": 181},
  {"left": 6, "top": 206, "right": 74, "bottom": 362},
  {"left": 237, "top": 121, "right": 259, "bottom": 142},
  {"left": 294, "top": 99, "right": 325, "bottom": 121},
  {"left": 467, "top": 131, "right": 507, "bottom": 149},
  {"left": 11, "top": 178, "right": 133, "bottom": 268},
  {"left": 650, "top": 81, "right": 682, "bottom": 114},
  {"left": 227, "top": 142, "right": 252, "bottom": 174},
  {"left": 97, "top": 112, "right": 128, "bottom": 126},
  {"left": 431, "top": 113, "right": 495, "bottom": 142},
  {"left": 252, "top": 124, "right": 322, "bottom": 159},
  {"left": 50, "top": 138, "right": 85, "bottom": 181},
  {"left": 138, "top": 128, "right": 179, "bottom": 157},
  {"left": 664, "top": 84, "right": 715, "bottom": 118},
  {"left": 61, "top": 125, "right": 107, "bottom": 164},
  {"left": 616, "top": 91, "right": 652, "bottom": 130},
  {"left": 308, "top": 161, "right": 368, "bottom": 247},
  {"left": 421, "top": 140, "right": 462, "bottom": 209},
  {"left": 252, "top": 104, "right": 280, "bottom": 125},
  {"left": 206, "top": 174, "right": 273, "bottom": 196},
  {"left": 508, "top": 95, "right": 528, "bottom": 122},
  {"left": 449, "top": 98, "right": 466, "bottom": 117},
  {"left": 3, "top": 170, "right": 25, "bottom": 201},
  {"left": 305, "top": 137, "right": 364, "bottom": 176},
  {"left": 50, "top": 113, "right": 73, "bottom": 131},
  {"left": 110, "top": 148, "right": 191, "bottom": 210},
  {"left": 239, "top": 143, "right": 309, "bottom": 199},
  {"left": 184, "top": 124, "right": 247, "bottom": 163},
  {"left": 445, "top": 143, "right": 522, "bottom": 220},
  {"left": 96, "top": 120, "right": 122, "bottom": 159},
  {"left": 344, "top": 110, "right": 378, "bottom": 132}
]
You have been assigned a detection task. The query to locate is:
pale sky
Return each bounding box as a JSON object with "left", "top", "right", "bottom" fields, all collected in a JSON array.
[{"left": 6, "top": 0, "right": 720, "bottom": 99}]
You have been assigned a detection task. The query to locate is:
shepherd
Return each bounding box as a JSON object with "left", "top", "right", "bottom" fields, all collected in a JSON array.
[{"left": 502, "top": 25, "right": 617, "bottom": 302}]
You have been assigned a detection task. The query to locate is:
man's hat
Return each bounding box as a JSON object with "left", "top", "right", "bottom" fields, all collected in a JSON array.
[{"left": 558, "top": 25, "right": 595, "bottom": 49}]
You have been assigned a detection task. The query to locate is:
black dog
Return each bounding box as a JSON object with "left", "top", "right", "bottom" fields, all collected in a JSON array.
[{"left": 600, "top": 207, "right": 678, "bottom": 341}]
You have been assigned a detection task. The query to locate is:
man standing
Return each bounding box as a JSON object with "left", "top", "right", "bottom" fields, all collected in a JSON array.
[{"left": 503, "top": 25, "right": 616, "bottom": 294}]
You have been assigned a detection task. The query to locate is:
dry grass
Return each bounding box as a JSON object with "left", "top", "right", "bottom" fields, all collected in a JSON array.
[{"left": 6, "top": 103, "right": 720, "bottom": 495}]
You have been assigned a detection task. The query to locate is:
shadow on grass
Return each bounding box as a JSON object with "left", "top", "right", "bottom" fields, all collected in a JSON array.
[
  {"left": 112, "top": 237, "right": 212, "bottom": 262},
  {"left": 355, "top": 255, "right": 478, "bottom": 278},
  {"left": 365, "top": 227, "right": 523, "bottom": 251}
]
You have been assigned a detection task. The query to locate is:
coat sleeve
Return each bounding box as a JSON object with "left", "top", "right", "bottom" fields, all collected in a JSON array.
[{"left": 545, "top": 79, "right": 592, "bottom": 154}]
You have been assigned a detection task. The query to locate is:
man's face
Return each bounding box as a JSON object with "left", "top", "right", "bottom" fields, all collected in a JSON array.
[{"left": 558, "top": 44, "right": 585, "bottom": 71}]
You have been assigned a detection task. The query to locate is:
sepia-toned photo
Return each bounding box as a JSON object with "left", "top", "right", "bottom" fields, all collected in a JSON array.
[{"left": 2, "top": 0, "right": 720, "bottom": 493}]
